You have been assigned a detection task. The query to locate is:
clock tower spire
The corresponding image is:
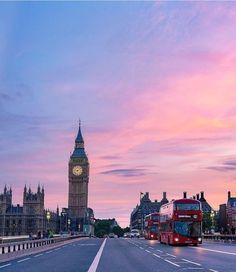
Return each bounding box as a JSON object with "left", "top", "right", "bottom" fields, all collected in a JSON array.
[{"left": 68, "top": 122, "right": 89, "bottom": 231}]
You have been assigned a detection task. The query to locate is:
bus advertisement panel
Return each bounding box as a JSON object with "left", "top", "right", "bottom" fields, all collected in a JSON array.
[
  {"left": 159, "top": 199, "right": 203, "bottom": 246},
  {"left": 144, "top": 213, "right": 160, "bottom": 240}
]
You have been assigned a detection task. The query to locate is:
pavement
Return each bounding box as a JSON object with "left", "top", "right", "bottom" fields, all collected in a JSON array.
[{"left": 0, "top": 238, "right": 235, "bottom": 272}]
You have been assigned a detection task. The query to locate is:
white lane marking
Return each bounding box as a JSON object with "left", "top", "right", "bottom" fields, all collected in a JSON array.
[
  {"left": 54, "top": 248, "right": 61, "bottom": 251},
  {"left": 164, "top": 259, "right": 180, "bottom": 267},
  {"left": 145, "top": 250, "right": 151, "bottom": 253},
  {"left": 139, "top": 247, "right": 144, "bottom": 249},
  {"left": 34, "top": 254, "right": 43, "bottom": 257},
  {"left": 45, "top": 250, "right": 53, "bottom": 254},
  {"left": 17, "top": 258, "right": 30, "bottom": 263},
  {"left": 149, "top": 247, "right": 154, "bottom": 249},
  {"left": 191, "top": 246, "right": 236, "bottom": 256},
  {"left": 88, "top": 239, "right": 107, "bottom": 272},
  {"left": 153, "top": 253, "right": 161, "bottom": 258},
  {"left": 182, "top": 268, "right": 203, "bottom": 270},
  {"left": 209, "top": 270, "right": 219, "bottom": 272},
  {"left": 78, "top": 244, "right": 96, "bottom": 246},
  {"left": 156, "top": 249, "right": 163, "bottom": 253},
  {"left": 0, "top": 264, "right": 11, "bottom": 269},
  {"left": 166, "top": 253, "right": 176, "bottom": 258},
  {"left": 181, "top": 258, "right": 201, "bottom": 266}
]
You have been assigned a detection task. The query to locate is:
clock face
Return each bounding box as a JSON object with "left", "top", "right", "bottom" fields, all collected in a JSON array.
[{"left": 72, "top": 166, "right": 83, "bottom": 176}]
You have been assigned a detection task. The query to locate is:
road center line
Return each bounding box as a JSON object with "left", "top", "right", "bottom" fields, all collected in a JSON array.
[
  {"left": 164, "top": 259, "right": 180, "bottom": 267},
  {"left": 88, "top": 239, "right": 107, "bottom": 272},
  {"left": 0, "top": 264, "right": 11, "bottom": 269},
  {"left": 191, "top": 247, "right": 236, "bottom": 256},
  {"left": 17, "top": 258, "right": 30, "bottom": 263},
  {"left": 181, "top": 258, "right": 201, "bottom": 266}
]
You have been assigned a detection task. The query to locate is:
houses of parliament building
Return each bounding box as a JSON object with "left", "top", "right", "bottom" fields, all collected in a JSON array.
[{"left": 0, "top": 124, "right": 94, "bottom": 236}]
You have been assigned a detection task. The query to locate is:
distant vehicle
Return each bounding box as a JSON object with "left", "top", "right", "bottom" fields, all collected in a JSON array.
[
  {"left": 130, "top": 229, "right": 140, "bottom": 238},
  {"left": 108, "top": 233, "right": 115, "bottom": 238},
  {"left": 123, "top": 232, "right": 129, "bottom": 238},
  {"left": 144, "top": 212, "right": 160, "bottom": 240},
  {"left": 159, "top": 198, "right": 203, "bottom": 246}
]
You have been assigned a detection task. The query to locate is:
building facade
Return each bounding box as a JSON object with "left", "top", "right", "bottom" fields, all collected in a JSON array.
[
  {"left": 130, "top": 192, "right": 168, "bottom": 231},
  {"left": 0, "top": 185, "right": 59, "bottom": 236},
  {"left": 226, "top": 191, "right": 236, "bottom": 233}
]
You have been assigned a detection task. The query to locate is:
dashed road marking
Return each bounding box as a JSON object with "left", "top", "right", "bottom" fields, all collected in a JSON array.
[
  {"left": 34, "top": 253, "right": 43, "bottom": 257},
  {"left": 153, "top": 253, "right": 161, "bottom": 258},
  {"left": 54, "top": 248, "right": 61, "bottom": 251},
  {"left": 145, "top": 250, "right": 151, "bottom": 253},
  {"left": 181, "top": 259, "right": 201, "bottom": 266},
  {"left": 209, "top": 269, "right": 219, "bottom": 272},
  {"left": 45, "top": 250, "right": 53, "bottom": 254},
  {"left": 164, "top": 259, "right": 180, "bottom": 267},
  {"left": 156, "top": 249, "right": 163, "bottom": 253},
  {"left": 17, "top": 258, "right": 30, "bottom": 263},
  {"left": 0, "top": 264, "right": 11, "bottom": 269},
  {"left": 182, "top": 268, "right": 203, "bottom": 270},
  {"left": 139, "top": 247, "right": 144, "bottom": 249},
  {"left": 166, "top": 253, "right": 176, "bottom": 258}
]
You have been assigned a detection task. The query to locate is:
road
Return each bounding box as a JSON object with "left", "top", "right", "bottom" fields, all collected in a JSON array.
[{"left": 0, "top": 238, "right": 235, "bottom": 272}]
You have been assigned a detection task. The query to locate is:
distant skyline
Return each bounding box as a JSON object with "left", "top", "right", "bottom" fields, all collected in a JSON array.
[{"left": 1, "top": 2, "right": 236, "bottom": 226}]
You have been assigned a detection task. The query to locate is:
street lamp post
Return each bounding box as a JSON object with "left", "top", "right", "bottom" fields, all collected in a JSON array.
[
  {"left": 46, "top": 211, "right": 51, "bottom": 237},
  {"left": 210, "top": 210, "right": 215, "bottom": 233},
  {"left": 67, "top": 219, "right": 71, "bottom": 233}
]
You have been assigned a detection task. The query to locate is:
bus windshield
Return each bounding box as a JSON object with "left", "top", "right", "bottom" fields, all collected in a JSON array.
[
  {"left": 174, "top": 222, "right": 201, "bottom": 237},
  {"left": 151, "top": 215, "right": 159, "bottom": 220},
  {"left": 150, "top": 226, "right": 158, "bottom": 233},
  {"left": 175, "top": 203, "right": 200, "bottom": 211}
]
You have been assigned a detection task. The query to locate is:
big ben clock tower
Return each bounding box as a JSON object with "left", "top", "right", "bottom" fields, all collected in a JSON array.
[{"left": 68, "top": 123, "right": 89, "bottom": 231}]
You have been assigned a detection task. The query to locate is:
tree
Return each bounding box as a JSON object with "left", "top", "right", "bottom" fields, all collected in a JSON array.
[
  {"left": 112, "top": 226, "right": 123, "bottom": 237},
  {"left": 94, "top": 220, "right": 111, "bottom": 237}
]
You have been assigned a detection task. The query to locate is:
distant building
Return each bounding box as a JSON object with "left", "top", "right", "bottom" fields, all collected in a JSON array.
[
  {"left": 194, "top": 191, "right": 213, "bottom": 233},
  {"left": 130, "top": 192, "right": 168, "bottom": 231},
  {"left": 0, "top": 185, "right": 59, "bottom": 236},
  {"left": 226, "top": 191, "right": 236, "bottom": 233},
  {"left": 218, "top": 203, "right": 227, "bottom": 233}
]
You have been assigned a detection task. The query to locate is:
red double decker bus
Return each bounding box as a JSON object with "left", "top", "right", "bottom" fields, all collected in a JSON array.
[
  {"left": 159, "top": 199, "right": 202, "bottom": 246},
  {"left": 144, "top": 212, "right": 160, "bottom": 240}
]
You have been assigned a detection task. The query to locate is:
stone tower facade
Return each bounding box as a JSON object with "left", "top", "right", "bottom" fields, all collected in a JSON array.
[
  {"left": 0, "top": 186, "right": 45, "bottom": 236},
  {"left": 0, "top": 186, "right": 12, "bottom": 215},
  {"left": 23, "top": 185, "right": 44, "bottom": 234},
  {"left": 68, "top": 123, "right": 89, "bottom": 231}
]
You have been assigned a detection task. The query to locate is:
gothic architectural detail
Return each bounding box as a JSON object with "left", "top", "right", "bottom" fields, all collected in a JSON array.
[
  {"left": 68, "top": 123, "right": 89, "bottom": 231},
  {"left": 130, "top": 192, "right": 168, "bottom": 231},
  {"left": 0, "top": 186, "right": 59, "bottom": 236}
]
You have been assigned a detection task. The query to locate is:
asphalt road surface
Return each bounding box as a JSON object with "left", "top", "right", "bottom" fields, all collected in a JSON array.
[{"left": 0, "top": 238, "right": 235, "bottom": 272}]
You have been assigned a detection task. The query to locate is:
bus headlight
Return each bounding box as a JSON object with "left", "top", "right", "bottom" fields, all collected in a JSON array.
[
  {"left": 198, "top": 237, "right": 202, "bottom": 242},
  {"left": 174, "top": 237, "right": 179, "bottom": 242},
  {"left": 151, "top": 234, "right": 154, "bottom": 238}
]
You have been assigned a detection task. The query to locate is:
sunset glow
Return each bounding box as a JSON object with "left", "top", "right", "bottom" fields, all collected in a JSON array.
[{"left": 1, "top": 2, "right": 236, "bottom": 226}]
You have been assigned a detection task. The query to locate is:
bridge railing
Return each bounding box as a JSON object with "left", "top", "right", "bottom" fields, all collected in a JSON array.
[
  {"left": 0, "top": 235, "right": 84, "bottom": 255},
  {"left": 203, "top": 234, "right": 236, "bottom": 243}
]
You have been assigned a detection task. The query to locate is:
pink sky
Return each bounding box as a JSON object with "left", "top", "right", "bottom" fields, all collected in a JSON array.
[{"left": 1, "top": 2, "right": 236, "bottom": 226}]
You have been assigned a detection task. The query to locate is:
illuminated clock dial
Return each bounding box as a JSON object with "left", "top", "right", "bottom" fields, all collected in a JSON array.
[{"left": 72, "top": 166, "right": 83, "bottom": 176}]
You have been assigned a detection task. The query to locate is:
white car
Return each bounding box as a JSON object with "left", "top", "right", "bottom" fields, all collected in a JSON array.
[{"left": 130, "top": 229, "right": 140, "bottom": 238}]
